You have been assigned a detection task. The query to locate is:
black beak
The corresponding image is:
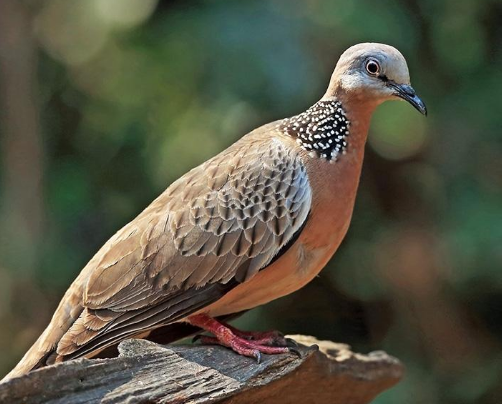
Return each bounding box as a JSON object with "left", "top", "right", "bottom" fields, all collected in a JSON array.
[{"left": 388, "top": 81, "right": 427, "bottom": 116}]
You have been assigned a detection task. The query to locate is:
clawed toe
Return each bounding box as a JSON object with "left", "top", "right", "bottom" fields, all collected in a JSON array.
[
  {"left": 285, "top": 337, "right": 299, "bottom": 347},
  {"left": 253, "top": 350, "right": 262, "bottom": 364},
  {"left": 189, "top": 314, "right": 300, "bottom": 362},
  {"left": 287, "top": 346, "right": 302, "bottom": 358},
  {"left": 194, "top": 333, "right": 301, "bottom": 361}
]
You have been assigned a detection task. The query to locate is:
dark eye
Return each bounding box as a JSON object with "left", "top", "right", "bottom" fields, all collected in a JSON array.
[{"left": 365, "top": 59, "right": 380, "bottom": 76}]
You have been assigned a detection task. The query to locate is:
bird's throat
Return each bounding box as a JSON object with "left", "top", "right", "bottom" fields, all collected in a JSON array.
[{"left": 279, "top": 100, "right": 350, "bottom": 162}]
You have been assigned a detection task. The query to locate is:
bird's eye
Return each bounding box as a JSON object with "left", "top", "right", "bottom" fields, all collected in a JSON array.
[{"left": 365, "top": 59, "right": 380, "bottom": 76}]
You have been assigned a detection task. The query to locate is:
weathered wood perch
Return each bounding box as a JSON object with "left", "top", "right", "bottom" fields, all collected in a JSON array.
[{"left": 0, "top": 335, "right": 403, "bottom": 404}]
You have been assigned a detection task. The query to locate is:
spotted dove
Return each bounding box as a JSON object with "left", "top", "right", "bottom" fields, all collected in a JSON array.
[{"left": 2, "top": 42, "right": 426, "bottom": 381}]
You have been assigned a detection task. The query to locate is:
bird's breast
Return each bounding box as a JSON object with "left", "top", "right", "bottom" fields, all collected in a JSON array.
[{"left": 205, "top": 149, "right": 364, "bottom": 317}]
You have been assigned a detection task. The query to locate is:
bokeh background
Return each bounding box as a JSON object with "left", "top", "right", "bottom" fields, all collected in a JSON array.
[{"left": 0, "top": 0, "right": 501, "bottom": 402}]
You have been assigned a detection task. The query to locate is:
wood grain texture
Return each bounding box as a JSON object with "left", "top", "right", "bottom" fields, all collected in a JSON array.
[{"left": 0, "top": 336, "right": 404, "bottom": 404}]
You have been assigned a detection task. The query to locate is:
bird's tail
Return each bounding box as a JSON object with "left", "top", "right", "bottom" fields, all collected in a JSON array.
[
  {"left": 1, "top": 286, "right": 84, "bottom": 383},
  {"left": 1, "top": 323, "right": 59, "bottom": 382}
]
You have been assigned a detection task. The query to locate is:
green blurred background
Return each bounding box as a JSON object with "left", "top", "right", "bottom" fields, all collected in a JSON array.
[{"left": 0, "top": 0, "right": 501, "bottom": 402}]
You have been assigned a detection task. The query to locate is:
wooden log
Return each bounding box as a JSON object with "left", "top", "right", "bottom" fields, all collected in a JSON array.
[{"left": 0, "top": 335, "right": 404, "bottom": 404}]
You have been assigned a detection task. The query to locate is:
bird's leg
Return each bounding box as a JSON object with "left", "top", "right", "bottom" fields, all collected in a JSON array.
[
  {"left": 218, "top": 321, "right": 291, "bottom": 347},
  {"left": 188, "top": 313, "right": 300, "bottom": 362}
]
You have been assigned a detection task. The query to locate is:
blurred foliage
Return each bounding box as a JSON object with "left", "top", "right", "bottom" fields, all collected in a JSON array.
[{"left": 0, "top": 0, "right": 501, "bottom": 402}]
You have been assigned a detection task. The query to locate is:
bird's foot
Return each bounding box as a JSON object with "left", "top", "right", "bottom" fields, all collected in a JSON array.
[
  {"left": 188, "top": 313, "right": 300, "bottom": 363},
  {"left": 221, "top": 322, "right": 293, "bottom": 347},
  {"left": 194, "top": 335, "right": 298, "bottom": 363}
]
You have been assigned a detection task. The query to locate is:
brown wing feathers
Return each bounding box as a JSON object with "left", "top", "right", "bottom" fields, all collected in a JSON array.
[
  {"left": 57, "top": 281, "right": 240, "bottom": 361},
  {"left": 10, "top": 132, "right": 312, "bottom": 375}
]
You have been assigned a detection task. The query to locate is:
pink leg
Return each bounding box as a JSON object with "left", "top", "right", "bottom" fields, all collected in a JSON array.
[
  {"left": 188, "top": 313, "right": 300, "bottom": 362},
  {"left": 221, "top": 322, "right": 290, "bottom": 346}
]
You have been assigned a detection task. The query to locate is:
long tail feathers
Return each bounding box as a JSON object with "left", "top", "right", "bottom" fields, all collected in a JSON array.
[{"left": 1, "top": 327, "right": 57, "bottom": 382}]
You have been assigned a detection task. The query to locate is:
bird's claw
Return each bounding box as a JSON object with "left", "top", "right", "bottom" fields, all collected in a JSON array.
[
  {"left": 188, "top": 314, "right": 300, "bottom": 363},
  {"left": 254, "top": 350, "right": 262, "bottom": 364},
  {"left": 288, "top": 346, "right": 302, "bottom": 358},
  {"left": 285, "top": 337, "right": 299, "bottom": 347}
]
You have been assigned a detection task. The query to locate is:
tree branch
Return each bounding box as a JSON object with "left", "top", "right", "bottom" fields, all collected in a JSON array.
[{"left": 0, "top": 335, "right": 403, "bottom": 404}]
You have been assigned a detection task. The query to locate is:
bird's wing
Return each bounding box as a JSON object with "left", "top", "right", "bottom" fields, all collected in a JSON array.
[{"left": 55, "top": 133, "right": 312, "bottom": 360}]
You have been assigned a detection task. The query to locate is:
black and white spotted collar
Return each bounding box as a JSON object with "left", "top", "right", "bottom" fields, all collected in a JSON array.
[{"left": 279, "top": 100, "right": 350, "bottom": 161}]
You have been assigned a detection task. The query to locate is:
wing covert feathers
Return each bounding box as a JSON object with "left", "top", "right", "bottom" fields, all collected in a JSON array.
[{"left": 8, "top": 130, "right": 312, "bottom": 376}]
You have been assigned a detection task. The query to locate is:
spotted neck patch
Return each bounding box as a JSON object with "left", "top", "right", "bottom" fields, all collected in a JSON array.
[{"left": 279, "top": 100, "right": 350, "bottom": 161}]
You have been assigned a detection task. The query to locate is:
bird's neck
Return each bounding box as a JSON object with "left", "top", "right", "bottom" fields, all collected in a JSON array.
[
  {"left": 280, "top": 97, "right": 376, "bottom": 162},
  {"left": 279, "top": 100, "right": 350, "bottom": 161}
]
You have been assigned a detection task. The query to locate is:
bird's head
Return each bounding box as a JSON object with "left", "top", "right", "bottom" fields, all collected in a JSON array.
[{"left": 325, "top": 43, "right": 427, "bottom": 115}]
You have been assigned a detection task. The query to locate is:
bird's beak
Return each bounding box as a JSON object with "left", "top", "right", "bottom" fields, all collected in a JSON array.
[{"left": 388, "top": 82, "right": 427, "bottom": 116}]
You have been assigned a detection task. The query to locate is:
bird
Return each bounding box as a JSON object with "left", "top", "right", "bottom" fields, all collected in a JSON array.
[{"left": 2, "top": 42, "right": 426, "bottom": 382}]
